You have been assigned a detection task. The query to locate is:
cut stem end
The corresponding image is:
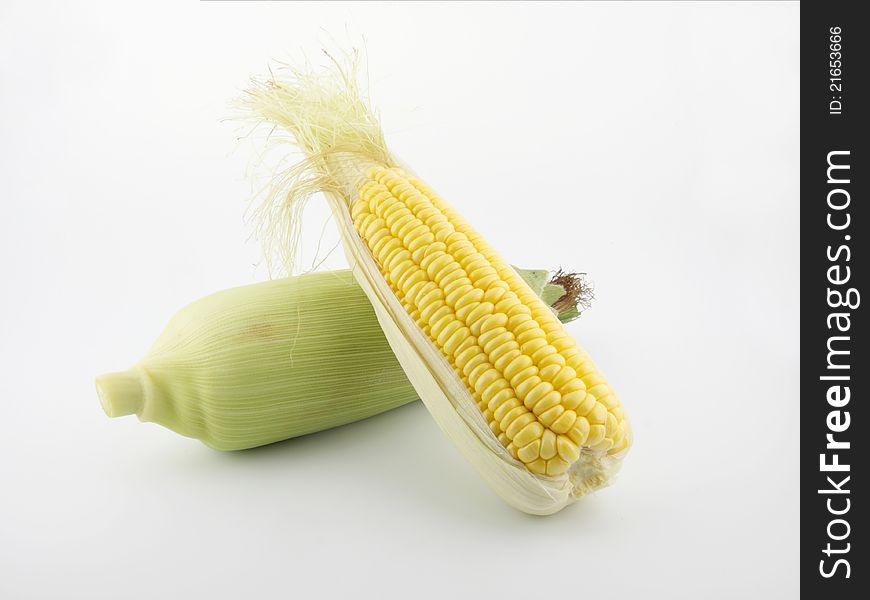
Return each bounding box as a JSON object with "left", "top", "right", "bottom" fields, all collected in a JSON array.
[{"left": 96, "top": 369, "right": 144, "bottom": 418}]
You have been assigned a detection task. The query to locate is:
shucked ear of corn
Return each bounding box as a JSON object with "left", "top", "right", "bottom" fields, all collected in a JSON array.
[
  {"left": 96, "top": 268, "right": 585, "bottom": 451},
  {"left": 241, "top": 53, "right": 632, "bottom": 515}
]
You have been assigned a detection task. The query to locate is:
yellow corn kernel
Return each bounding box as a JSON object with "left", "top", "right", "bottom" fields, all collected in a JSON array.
[
  {"left": 546, "top": 457, "right": 570, "bottom": 476},
  {"left": 556, "top": 435, "right": 581, "bottom": 463},
  {"left": 517, "top": 439, "right": 542, "bottom": 463},
  {"left": 540, "top": 429, "right": 557, "bottom": 460}
]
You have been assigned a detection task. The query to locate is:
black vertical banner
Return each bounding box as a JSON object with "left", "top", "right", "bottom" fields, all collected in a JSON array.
[{"left": 803, "top": 2, "right": 868, "bottom": 596}]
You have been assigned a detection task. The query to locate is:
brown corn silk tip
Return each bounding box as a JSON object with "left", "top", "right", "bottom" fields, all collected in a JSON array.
[{"left": 550, "top": 270, "right": 594, "bottom": 313}]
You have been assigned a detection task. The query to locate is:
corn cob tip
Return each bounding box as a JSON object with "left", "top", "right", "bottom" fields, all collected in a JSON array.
[{"left": 96, "top": 370, "right": 144, "bottom": 418}]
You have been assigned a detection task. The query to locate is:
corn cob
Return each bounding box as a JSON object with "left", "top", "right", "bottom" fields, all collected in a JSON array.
[
  {"left": 96, "top": 268, "right": 583, "bottom": 450},
  {"left": 242, "top": 54, "right": 631, "bottom": 514},
  {"left": 352, "top": 168, "right": 628, "bottom": 473}
]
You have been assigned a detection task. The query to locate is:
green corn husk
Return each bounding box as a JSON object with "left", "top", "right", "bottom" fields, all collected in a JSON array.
[{"left": 96, "top": 267, "right": 588, "bottom": 450}]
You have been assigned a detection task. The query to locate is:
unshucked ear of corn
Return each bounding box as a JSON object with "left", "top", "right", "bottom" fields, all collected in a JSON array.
[
  {"left": 241, "top": 53, "right": 632, "bottom": 514},
  {"left": 96, "top": 268, "right": 584, "bottom": 451}
]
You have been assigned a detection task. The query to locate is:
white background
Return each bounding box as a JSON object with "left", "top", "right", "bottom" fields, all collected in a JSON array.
[{"left": 1, "top": 2, "right": 799, "bottom": 598}]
